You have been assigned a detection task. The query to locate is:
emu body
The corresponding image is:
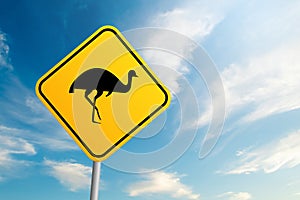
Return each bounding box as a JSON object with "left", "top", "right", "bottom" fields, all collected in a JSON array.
[{"left": 69, "top": 68, "right": 138, "bottom": 123}]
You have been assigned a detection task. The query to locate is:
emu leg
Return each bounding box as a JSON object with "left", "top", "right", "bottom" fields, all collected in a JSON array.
[
  {"left": 84, "top": 90, "right": 101, "bottom": 123},
  {"left": 92, "top": 90, "right": 103, "bottom": 123}
]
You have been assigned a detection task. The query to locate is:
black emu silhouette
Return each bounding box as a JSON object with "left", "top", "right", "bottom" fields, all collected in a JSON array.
[{"left": 69, "top": 68, "right": 138, "bottom": 123}]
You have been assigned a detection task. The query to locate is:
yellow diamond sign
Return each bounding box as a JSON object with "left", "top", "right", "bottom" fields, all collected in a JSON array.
[{"left": 35, "top": 26, "right": 171, "bottom": 161}]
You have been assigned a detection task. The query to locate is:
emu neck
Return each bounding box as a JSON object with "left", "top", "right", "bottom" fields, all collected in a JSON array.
[{"left": 115, "top": 74, "right": 133, "bottom": 93}]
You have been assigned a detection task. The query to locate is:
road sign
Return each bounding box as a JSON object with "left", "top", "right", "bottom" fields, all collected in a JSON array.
[{"left": 36, "top": 26, "right": 171, "bottom": 161}]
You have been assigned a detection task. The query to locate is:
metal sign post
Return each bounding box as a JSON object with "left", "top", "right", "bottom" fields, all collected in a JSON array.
[{"left": 90, "top": 162, "right": 101, "bottom": 200}]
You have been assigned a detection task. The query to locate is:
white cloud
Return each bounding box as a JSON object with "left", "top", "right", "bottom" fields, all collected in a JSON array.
[
  {"left": 222, "top": 39, "right": 300, "bottom": 123},
  {"left": 0, "top": 134, "right": 36, "bottom": 181},
  {"left": 0, "top": 124, "right": 22, "bottom": 134},
  {"left": 0, "top": 73, "right": 77, "bottom": 152},
  {"left": 152, "top": 8, "right": 219, "bottom": 40},
  {"left": 191, "top": 1, "right": 300, "bottom": 130},
  {"left": 25, "top": 95, "right": 52, "bottom": 119},
  {"left": 0, "top": 31, "right": 12, "bottom": 70},
  {"left": 0, "top": 135, "right": 36, "bottom": 155},
  {"left": 0, "top": 74, "right": 52, "bottom": 124},
  {"left": 150, "top": 1, "right": 236, "bottom": 39},
  {"left": 0, "top": 29, "right": 79, "bottom": 184},
  {"left": 195, "top": 35, "right": 300, "bottom": 130},
  {"left": 127, "top": 171, "right": 200, "bottom": 200},
  {"left": 227, "top": 1, "right": 300, "bottom": 56},
  {"left": 139, "top": 1, "right": 232, "bottom": 94},
  {"left": 223, "top": 129, "right": 300, "bottom": 174},
  {"left": 44, "top": 159, "right": 92, "bottom": 191},
  {"left": 195, "top": 36, "right": 300, "bottom": 130},
  {"left": 0, "top": 123, "right": 77, "bottom": 152},
  {"left": 218, "top": 192, "right": 252, "bottom": 200},
  {"left": 33, "top": 135, "right": 77, "bottom": 151}
]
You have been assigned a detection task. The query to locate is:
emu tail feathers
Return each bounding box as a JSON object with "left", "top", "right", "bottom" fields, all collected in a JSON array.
[{"left": 69, "top": 81, "right": 75, "bottom": 93}]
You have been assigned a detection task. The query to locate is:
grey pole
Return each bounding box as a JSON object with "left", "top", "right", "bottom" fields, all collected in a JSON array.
[{"left": 90, "top": 161, "right": 101, "bottom": 200}]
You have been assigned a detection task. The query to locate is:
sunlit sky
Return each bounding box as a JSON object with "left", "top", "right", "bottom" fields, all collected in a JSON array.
[{"left": 1, "top": 1, "right": 300, "bottom": 200}]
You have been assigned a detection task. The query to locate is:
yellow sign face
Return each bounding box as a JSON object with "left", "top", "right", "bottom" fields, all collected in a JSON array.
[{"left": 36, "top": 26, "right": 171, "bottom": 161}]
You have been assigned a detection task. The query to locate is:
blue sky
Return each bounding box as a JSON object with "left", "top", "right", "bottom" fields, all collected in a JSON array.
[{"left": 1, "top": 0, "right": 300, "bottom": 199}]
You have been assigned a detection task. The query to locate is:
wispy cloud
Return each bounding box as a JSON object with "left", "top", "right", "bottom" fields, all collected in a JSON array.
[
  {"left": 0, "top": 74, "right": 53, "bottom": 126},
  {"left": 0, "top": 124, "right": 76, "bottom": 183},
  {"left": 218, "top": 192, "right": 252, "bottom": 200},
  {"left": 0, "top": 53, "right": 76, "bottom": 152},
  {"left": 127, "top": 171, "right": 200, "bottom": 200},
  {"left": 0, "top": 30, "right": 77, "bottom": 182},
  {"left": 222, "top": 39, "right": 300, "bottom": 124},
  {"left": 222, "top": 129, "right": 300, "bottom": 174},
  {"left": 0, "top": 122, "right": 76, "bottom": 153},
  {"left": 138, "top": 1, "right": 231, "bottom": 94},
  {"left": 122, "top": 1, "right": 229, "bottom": 159},
  {"left": 193, "top": 1, "right": 300, "bottom": 130},
  {"left": 44, "top": 159, "right": 92, "bottom": 191},
  {"left": 0, "top": 30, "right": 12, "bottom": 70},
  {"left": 150, "top": 1, "right": 236, "bottom": 39},
  {"left": 0, "top": 133, "right": 36, "bottom": 181},
  {"left": 151, "top": 8, "right": 221, "bottom": 39}
]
